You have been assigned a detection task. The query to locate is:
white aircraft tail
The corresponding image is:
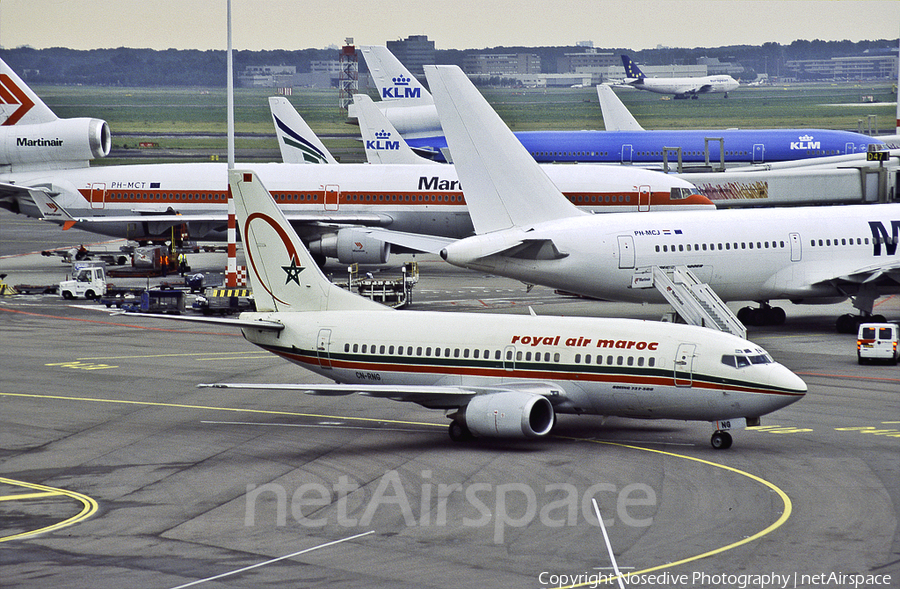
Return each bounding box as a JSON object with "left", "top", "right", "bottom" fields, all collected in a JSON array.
[
  {"left": 359, "top": 46, "right": 434, "bottom": 105},
  {"left": 228, "top": 169, "right": 387, "bottom": 313},
  {"left": 0, "top": 58, "right": 59, "bottom": 125},
  {"left": 268, "top": 96, "right": 337, "bottom": 164},
  {"left": 596, "top": 84, "right": 645, "bottom": 132},
  {"left": 353, "top": 94, "right": 434, "bottom": 164},
  {"left": 424, "top": 65, "right": 583, "bottom": 234}
]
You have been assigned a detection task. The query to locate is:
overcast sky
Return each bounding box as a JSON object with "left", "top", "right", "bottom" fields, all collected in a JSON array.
[{"left": 2, "top": 0, "right": 898, "bottom": 52}]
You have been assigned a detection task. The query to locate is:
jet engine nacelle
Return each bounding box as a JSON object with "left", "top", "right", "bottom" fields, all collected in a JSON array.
[
  {"left": 307, "top": 228, "right": 391, "bottom": 264},
  {"left": 461, "top": 391, "right": 555, "bottom": 439},
  {"left": 0, "top": 118, "right": 111, "bottom": 167}
]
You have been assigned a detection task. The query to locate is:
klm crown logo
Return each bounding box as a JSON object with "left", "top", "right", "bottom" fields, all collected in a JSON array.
[
  {"left": 367, "top": 128, "right": 399, "bottom": 151},
  {"left": 790, "top": 134, "right": 820, "bottom": 151},
  {"left": 382, "top": 75, "right": 422, "bottom": 99}
]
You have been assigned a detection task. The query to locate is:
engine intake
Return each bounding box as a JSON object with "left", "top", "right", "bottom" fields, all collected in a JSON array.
[
  {"left": 461, "top": 391, "right": 555, "bottom": 439},
  {"left": 0, "top": 117, "right": 111, "bottom": 167}
]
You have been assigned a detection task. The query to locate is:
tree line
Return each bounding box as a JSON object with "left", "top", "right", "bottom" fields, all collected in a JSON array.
[{"left": 0, "top": 38, "right": 895, "bottom": 87}]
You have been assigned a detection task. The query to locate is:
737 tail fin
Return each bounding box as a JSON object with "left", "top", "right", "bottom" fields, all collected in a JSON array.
[
  {"left": 0, "top": 58, "right": 59, "bottom": 125},
  {"left": 596, "top": 84, "right": 645, "bottom": 132},
  {"left": 228, "top": 169, "right": 386, "bottom": 313},
  {"left": 359, "top": 46, "right": 433, "bottom": 105},
  {"left": 620, "top": 55, "right": 646, "bottom": 81},
  {"left": 353, "top": 94, "right": 434, "bottom": 164},
  {"left": 424, "top": 65, "right": 582, "bottom": 235},
  {"left": 268, "top": 96, "right": 337, "bottom": 164}
]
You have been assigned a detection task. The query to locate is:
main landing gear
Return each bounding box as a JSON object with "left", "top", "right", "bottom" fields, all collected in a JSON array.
[
  {"left": 836, "top": 313, "right": 886, "bottom": 334},
  {"left": 710, "top": 430, "right": 733, "bottom": 450},
  {"left": 448, "top": 419, "right": 474, "bottom": 442},
  {"left": 737, "top": 303, "right": 786, "bottom": 326}
]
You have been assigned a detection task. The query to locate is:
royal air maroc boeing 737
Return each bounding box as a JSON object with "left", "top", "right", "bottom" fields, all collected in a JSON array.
[{"left": 196, "top": 168, "right": 806, "bottom": 449}]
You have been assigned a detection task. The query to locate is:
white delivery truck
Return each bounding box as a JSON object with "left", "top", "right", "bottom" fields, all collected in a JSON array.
[
  {"left": 857, "top": 322, "right": 899, "bottom": 364},
  {"left": 59, "top": 263, "right": 107, "bottom": 300}
]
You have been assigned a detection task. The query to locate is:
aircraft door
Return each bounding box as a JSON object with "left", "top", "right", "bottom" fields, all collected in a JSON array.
[
  {"left": 617, "top": 235, "right": 635, "bottom": 269},
  {"left": 317, "top": 329, "right": 333, "bottom": 369},
  {"left": 638, "top": 185, "right": 650, "bottom": 212},
  {"left": 503, "top": 345, "right": 516, "bottom": 371},
  {"left": 674, "top": 343, "right": 695, "bottom": 387},
  {"left": 621, "top": 144, "right": 633, "bottom": 164},
  {"left": 789, "top": 232, "right": 802, "bottom": 262},
  {"left": 752, "top": 144, "right": 765, "bottom": 163},
  {"left": 844, "top": 142, "right": 856, "bottom": 154},
  {"left": 90, "top": 183, "right": 106, "bottom": 210},
  {"left": 324, "top": 185, "right": 340, "bottom": 211}
]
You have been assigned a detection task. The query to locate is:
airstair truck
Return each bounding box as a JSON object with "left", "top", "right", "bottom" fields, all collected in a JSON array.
[{"left": 59, "top": 262, "right": 107, "bottom": 300}]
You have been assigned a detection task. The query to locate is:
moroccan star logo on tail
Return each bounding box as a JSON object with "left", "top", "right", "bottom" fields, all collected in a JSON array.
[{"left": 282, "top": 257, "right": 304, "bottom": 286}]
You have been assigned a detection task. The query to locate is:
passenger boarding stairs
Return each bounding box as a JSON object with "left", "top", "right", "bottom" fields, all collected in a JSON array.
[{"left": 640, "top": 266, "right": 746, "bottom": 339}]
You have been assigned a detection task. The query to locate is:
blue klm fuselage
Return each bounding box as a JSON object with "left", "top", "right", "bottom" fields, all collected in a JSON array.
[{"left": 406, "top": 128, "right": 884, "bottom": 164}]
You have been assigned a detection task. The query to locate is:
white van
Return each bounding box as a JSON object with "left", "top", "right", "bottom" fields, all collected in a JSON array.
[{"left": 857, "top": 323, "right": 899, "bottom": 364}]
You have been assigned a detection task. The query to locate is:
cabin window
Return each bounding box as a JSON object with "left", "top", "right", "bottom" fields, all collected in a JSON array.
[
  {"left": 607, "top": 355, "right": 614, "bottom": 365},
  {"left": 463, "top": 349, "right": 469, "bottom": 358},
  {"left": 517, "top": 351, "right": 523, "bottom": 361},
  {"left": 425, "top": 347, "right": 431, "bottom": 356},
  {"left": 388, "top": 346, "right": 394, "bottom": 354},
  {"left": 352, "top": 344, "right": 358, "bottom": 353},
  {"left": 638, "top": 357, "right": 645, "bottom": 366},
  {"left": 361, "top": 344, "right": 367, "bottom": 353},
  {"left": 585, "top": 354, "right": 592, "bottom": 364},
  {"left": 627, "top": 356, "right": 634, "bottom": 366},
  {"left": 407, "top": 346, "right": 413, "bottom": 355},
  {"left": 473, "top": 349, "right": 480, "bottom": 359},
  {"left": 505, "top": 350, "right": 512, "bottom": 360},
  {"left": 416, "top": 347, "right": 422, "bottom": 356},
  {"left": 435, "top": 348, "right": 441, "bottom": 357},
  {"left": 344, "top": 343, "right": 350, "bottom": 352},
  {"left": 380, "top": 345, "right": 385, "bottom": 354},
  {"left": 525, "top": 352, "right": 532, "bottom": 361},
  {"left": 454, "top": 349, "right": 461, "bottom": 358},
  {"left": 648, "top": 358, "right": 655, "bottom": 367},
  {"left": 575, "top": 354, "right": 581, "bottom": 364},
  {"left": 617, "top": 356, "right": 624, "bottom": 366}
]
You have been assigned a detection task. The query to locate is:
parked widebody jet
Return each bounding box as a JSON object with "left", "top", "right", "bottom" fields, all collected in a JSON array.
[
  {"left": 355, "top": 47, "right": 883, "bottom": 164},
  {"left": 425, "top": 65, "right": 900, "bottom": 332},
  {"left": 197, "top": 168, "right": 806, "bottom": 449},
  {"left": 616, "top": 55, "right": 739, "bottom": 99},
  {"left": 0, "top": 59, "right": 710, "bottom": 264}
]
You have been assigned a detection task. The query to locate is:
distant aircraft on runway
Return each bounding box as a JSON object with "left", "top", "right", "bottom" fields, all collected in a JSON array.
[
  {"left": 616, "top": 54, "right": 739, "bottom": 99},
  {"left": 425, "top": 65, "right": 900, "bottom": 333},
  {"left": 354, "top": 47, "right": 883, "bottom": 164},
  {"left": 193, "top": 167, "right": 806, "bottom": 449}
]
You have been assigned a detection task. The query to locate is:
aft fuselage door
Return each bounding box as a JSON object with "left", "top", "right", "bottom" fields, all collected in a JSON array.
[
  {"left": 317, "top": 328, "right": 333, "bottom": 369},
  {"left": 674, "top": 343, "right": 695, "bottom": 387},
  {"left": 617, "top": 235, "right": 635, "bottom": 269},
  {"left": 638, "top": 185, "right": 650, "bottom": 212},
  {"left": 324, "top": 185, "right": 339, "bottom": 211},
  {"left": 789, "top": 232, "right": 802, "bottom": 262},
  {"left": 90, "top": 183, "right": 106, "bottom": 210},
  {"left": 621, "top": 144, "right": 633, "bottom": 164},
  {"left": 503, "top": 345, "right": 516, "bottom": 371},
  {"left": 752, "top": 144, "right": 764, "bottom": 163}
]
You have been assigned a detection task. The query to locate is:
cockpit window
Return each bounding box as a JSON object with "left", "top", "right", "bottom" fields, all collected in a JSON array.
[
  {"left": 722, "top": 349, "right": 773, "bottom": 368},
  {"left": 670, "top": 187, "right": 693, "bottom": 200}
]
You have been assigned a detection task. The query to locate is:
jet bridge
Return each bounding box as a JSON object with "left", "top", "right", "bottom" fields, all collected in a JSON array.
[{"left": 634, "top": 265, "right": 747, "bottom": 339}]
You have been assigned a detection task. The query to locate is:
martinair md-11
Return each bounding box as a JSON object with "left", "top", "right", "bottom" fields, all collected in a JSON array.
[
  {"left": 196, "top": 168, "right": 806, "bottom": 450},
  {"left": 355, "top": 46, "right": 884, "bottom": 164},
  {"left": 422, "top": 66, "right": 900, "bottom": 332},
  {"left": 0, "top": 58, "right": 711, "bottom": 264}
]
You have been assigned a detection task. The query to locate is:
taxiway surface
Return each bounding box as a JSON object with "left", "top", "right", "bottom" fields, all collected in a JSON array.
[{"left": 1, "top": 211, "right": 898, "bottom": 588}]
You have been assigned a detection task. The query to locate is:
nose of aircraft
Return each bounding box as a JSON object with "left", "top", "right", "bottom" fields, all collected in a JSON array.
[{"left": 767, "top": 363, "right": 807, "bottom": 409}]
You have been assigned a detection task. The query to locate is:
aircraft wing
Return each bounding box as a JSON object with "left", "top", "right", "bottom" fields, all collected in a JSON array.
[
  {"left": 824, "top": 261, "right": 900, "bottom": 287},
  {"left": 118, "top": 312, "right": 284, "bottom": 331},
  {"left": 199, "top": 381, "right": 567, "bottom": 410},
  {"left": 359, "top": 228, "right": 455, "bottom": 254}
]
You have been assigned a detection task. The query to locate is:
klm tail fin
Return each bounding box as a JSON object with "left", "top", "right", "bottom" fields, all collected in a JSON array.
[
  {"left": 268, "top": 97, "right": 337, "bottom": 164},
  {"left": 424, "top": 65, "right": 583, "bottom": 235},
  {"left": 228, "top": 169, "right": 387, "bottom": 313},
  {"left": 359, "top": 46, "right": 433, "bottom": 105},
  {"left": 620, "top": 55, "right": 645, "bottom": 80},
  {"left": 596, "top": 84, "right": 645, "bottom": 132},
  {"left": 353, "top": 94, "right": 434, "bottom": 164},
  {"left": 0, "top": 58, "right": 58, "bottom": 125}
]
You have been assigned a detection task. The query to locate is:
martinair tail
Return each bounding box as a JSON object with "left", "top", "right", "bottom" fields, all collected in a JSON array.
[
  {"left": 424, "top": 65, "right": 583, "bottom": 234},
  {"left": 621, "top": 55, "right": 645, "bottom": 81},
  {"left": 228, "top": 169, "right": 386, "bottom": 313},
  {"left": 268, "top": 96, "right": 337, "bottom": 164},
  {"left": 0, "top": 58, "right": 58, "bottom": 125}
]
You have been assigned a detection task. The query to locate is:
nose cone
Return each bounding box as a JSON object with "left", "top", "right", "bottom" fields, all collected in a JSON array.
[{"left": 764, "top": 363, "right": 807, "bottom": 411}]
